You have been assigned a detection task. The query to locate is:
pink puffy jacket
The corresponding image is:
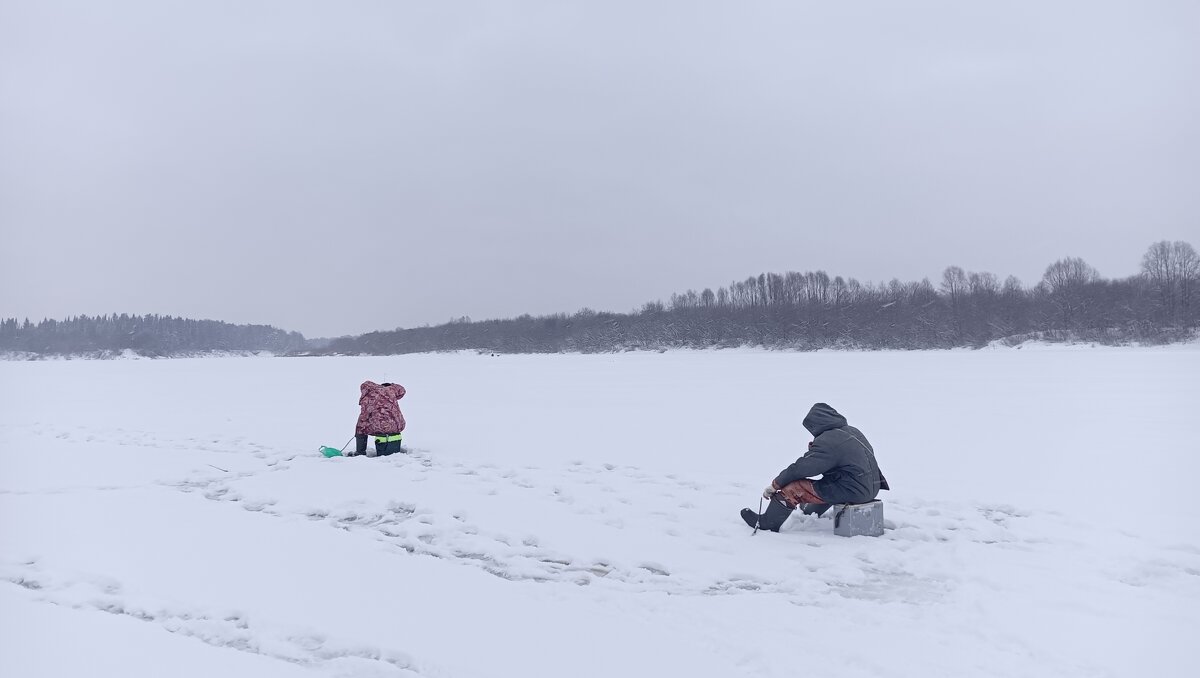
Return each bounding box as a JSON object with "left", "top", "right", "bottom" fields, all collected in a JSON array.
[{"left": 356, "top": 381, "right": 406, "bottom": 435}]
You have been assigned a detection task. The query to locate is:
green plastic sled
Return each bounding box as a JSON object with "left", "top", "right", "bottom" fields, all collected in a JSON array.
[{"left": 319, "top": 446, "right": 344, "bottom": 458}]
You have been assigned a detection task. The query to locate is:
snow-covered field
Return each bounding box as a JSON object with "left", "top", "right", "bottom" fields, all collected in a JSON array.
[{"left": 2, "top": 347, "right": 1198, "bottom": 678}]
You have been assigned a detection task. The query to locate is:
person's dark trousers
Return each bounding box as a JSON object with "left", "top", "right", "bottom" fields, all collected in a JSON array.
[
  {"left": 354, "top": 434, "right": 368, "bottom": 455},
  {"left": 375, "top": 433, "right": 403, "bottom": 456}
]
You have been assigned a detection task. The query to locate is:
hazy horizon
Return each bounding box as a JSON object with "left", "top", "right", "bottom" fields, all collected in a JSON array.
[
  {"left": 0, "top": 243, "right": 1184, "bottom": 339},
  {"left": 3, "top": 1, "right": 1197, "bottom": 337}
]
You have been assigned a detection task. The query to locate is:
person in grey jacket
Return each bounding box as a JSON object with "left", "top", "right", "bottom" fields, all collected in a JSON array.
[{"left": 741, "top": 403, "right": 889, "bottom": 532}]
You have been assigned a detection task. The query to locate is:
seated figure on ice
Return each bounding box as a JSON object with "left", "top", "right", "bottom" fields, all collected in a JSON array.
[
  {"left": 350, "top": 381, "right": 407, "bottom": 457},
  {"left": 741, "top": 402, "right": 888, "bottom": 532}
]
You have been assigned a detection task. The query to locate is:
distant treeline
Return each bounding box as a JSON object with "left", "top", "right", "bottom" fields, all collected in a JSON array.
[
  {"left": 0, "top": 314, "right": 307, "bottom": 356},
  {"left": 5, "top": 241, "right": 1196, "bottom": 357},
  {"left": 327, "top": 240, "right": 1199, "bottom": 354}
]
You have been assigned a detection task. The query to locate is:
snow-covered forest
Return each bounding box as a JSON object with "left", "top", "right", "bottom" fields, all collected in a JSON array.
[
  {"left": 327, "top": 241, "right": 1200, "bottom": 353},
  {"left": 4, "top": 241, "right": 1197, "bottom": 357},
  {"left": 0, "top": 314, "right": 308, "bottom": 356}
]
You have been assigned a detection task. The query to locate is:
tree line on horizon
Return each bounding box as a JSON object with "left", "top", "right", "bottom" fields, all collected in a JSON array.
[
  {"left": 3, "top": 240, "right": 1196, "bottom": 357},
  {"left": 326, "top": 239, "right": 1199, "bottom": 355},
  {"left": 0, "top": 313, "right": 308, "bottom": 356}
]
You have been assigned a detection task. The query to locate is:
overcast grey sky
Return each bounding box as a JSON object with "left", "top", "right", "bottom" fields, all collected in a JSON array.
[{"left": 2, "top": 1, "right": 1197, "bottom": 337}]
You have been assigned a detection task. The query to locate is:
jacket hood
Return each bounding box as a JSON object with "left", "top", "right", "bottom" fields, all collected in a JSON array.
[
  {"left": 361, "top": 380, "right": 381, "bottom": 395},
  {"left": 803, "top": 403, "right": 847, "bottom": 436}
]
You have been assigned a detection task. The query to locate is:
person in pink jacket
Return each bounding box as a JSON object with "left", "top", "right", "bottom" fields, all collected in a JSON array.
[{"left": 351, "top": 381, "right": 407, "bottom": 457}]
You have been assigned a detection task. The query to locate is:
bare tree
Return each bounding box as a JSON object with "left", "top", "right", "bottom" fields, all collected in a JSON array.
[
  {"left": 831, "top": 276, "right": 847, "bottom": 307},
  {"left": 940, "top": 266, "right": 968, "bottom": 298},
  {"left": 1141, "top": 240, "right": 1200, "bottom": 327},
  {"left": 1042, "top": 257, "right": 1099, "bottom": 292},
  {"left": 1041, "top": 257, "right": 1100, "bottom": 329},
  {"left": 969, "top": 271, "right": 999, "bottom": 296},
  {"left": 941, "top": 266, "right": 968, "bottom": 339},
  {"left": 1002, "top": 275, "right": 1023, "bottom": 296},
  {"left": 998, "top": 275, "right": 1028, "bottom": 336}
]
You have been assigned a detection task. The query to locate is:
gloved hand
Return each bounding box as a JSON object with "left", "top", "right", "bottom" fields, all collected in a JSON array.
[{"left": 763, "top": 483, "right": 778, "bottom": 499}]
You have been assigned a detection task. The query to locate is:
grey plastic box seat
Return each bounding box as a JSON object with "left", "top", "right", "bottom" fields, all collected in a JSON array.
[{"left": 832, "top": 500, "right": 885, "bottom": 537}]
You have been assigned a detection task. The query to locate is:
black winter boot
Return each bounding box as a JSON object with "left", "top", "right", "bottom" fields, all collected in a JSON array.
[{"left": 740, "top": 496, "right": 795, "bottom": 532}]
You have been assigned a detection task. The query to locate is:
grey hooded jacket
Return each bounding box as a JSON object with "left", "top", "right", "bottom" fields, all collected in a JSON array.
[{"left": 773, "top": 403, "right": 888, "bottom": 505}]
